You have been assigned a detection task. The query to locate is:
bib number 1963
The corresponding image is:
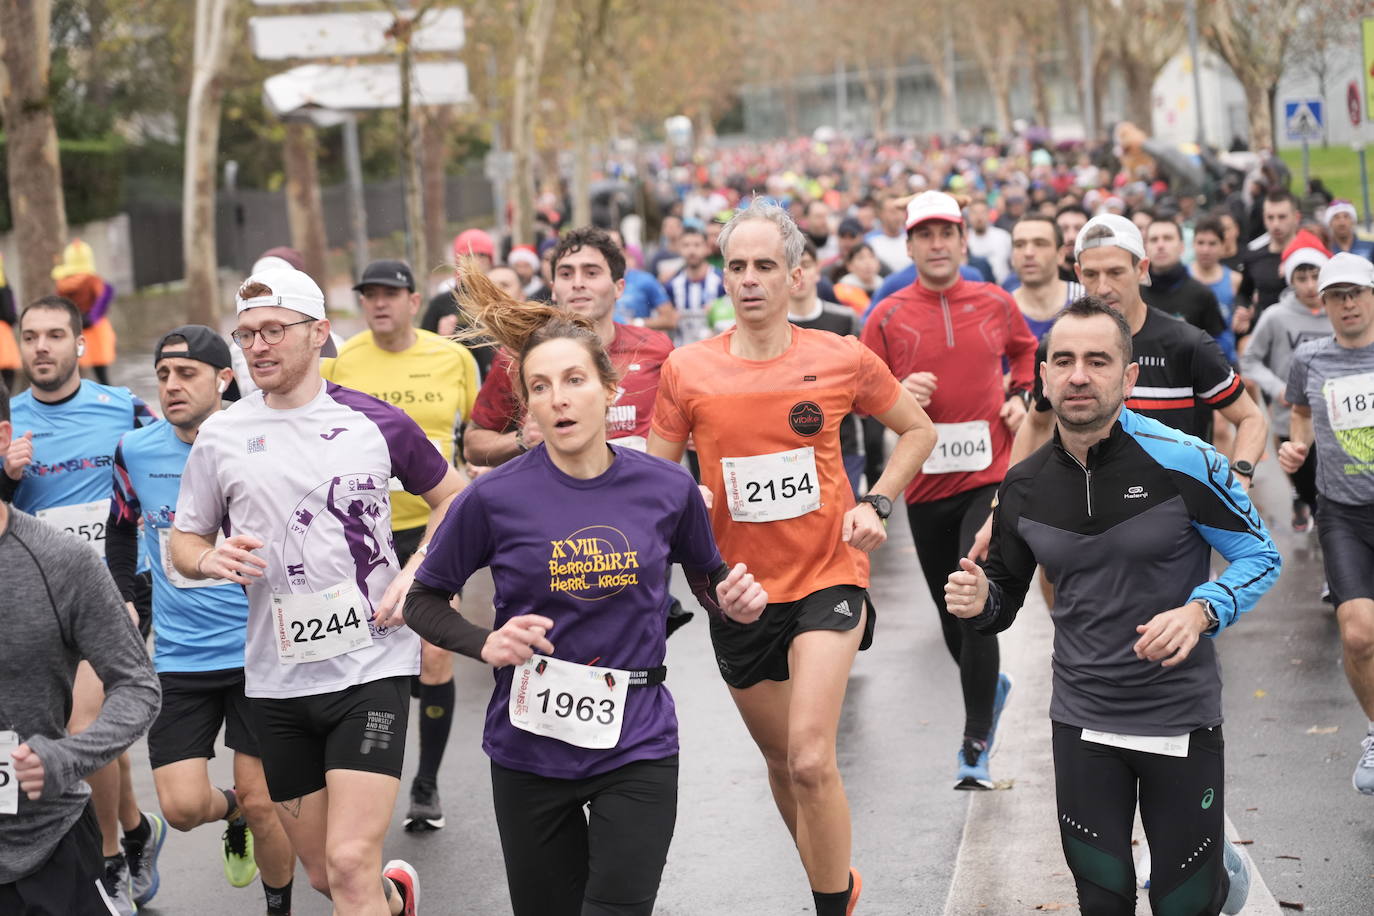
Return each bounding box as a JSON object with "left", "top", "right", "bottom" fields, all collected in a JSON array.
[{"left": 508, "top": 655, "right": 630, "bottom": 749}]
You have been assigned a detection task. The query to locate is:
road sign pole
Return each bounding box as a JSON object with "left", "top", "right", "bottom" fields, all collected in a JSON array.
[
  {"left": 1302, "top": 138, "right": 1310, "bottom": 188},
  {"left": 1360, "top": 143, "right": 1373, "bottom": 233}
]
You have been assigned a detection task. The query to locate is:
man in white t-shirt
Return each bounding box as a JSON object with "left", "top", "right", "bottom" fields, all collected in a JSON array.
[
  {"left": 966, "top": 200, "right": 1013, "bottom": 284},
  {"left": 170, "top": 267, "right": 464, "bottom": 916}
]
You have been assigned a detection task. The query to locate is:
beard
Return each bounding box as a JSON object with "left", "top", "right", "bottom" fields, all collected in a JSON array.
[{"left": 27, "top": 353, "right": 80, "bottom": 392}]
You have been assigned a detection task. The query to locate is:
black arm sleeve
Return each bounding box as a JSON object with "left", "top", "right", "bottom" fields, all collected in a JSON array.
[
  {"left": 105, "top": 512, "right": 141, "bottom": 603},
  {"left": 973, "top": 480, "right": 1039, "bottom": 634},
  {"left": 684, "top": 562, "right": 731, "bottom": 621},
  {"left": 403, "top": 581, "right": 490, "bottom": 660}
]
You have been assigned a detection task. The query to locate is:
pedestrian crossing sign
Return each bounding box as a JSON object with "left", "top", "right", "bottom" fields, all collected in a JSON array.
[{"left": 1284, "top": 99, "right": 1324, "bottom": 141}]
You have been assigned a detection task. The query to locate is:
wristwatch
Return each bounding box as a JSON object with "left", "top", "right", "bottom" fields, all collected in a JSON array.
[
  {"left": 858, "top": 494, "right": 892, "bottom": 520},
  {"left": 1198, "top": 598, "right": 1220, "bottom": 635},
  {"left": 1230, "top": 460, "right": 1255, "bottom": 480}
]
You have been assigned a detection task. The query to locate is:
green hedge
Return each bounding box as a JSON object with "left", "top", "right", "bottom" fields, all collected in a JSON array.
[{"left": 0, "top": 134, "right": 126, "bottom": 232}]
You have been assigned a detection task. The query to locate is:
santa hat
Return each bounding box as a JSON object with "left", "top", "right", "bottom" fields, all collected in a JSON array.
[{"left": 1281, "top": 229, "right": 1332, "bottom": 285}]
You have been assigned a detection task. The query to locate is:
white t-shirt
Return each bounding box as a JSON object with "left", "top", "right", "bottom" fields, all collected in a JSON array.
[
  {"left": 865, "top": 229, "right": 912, "bottom": 273},
  {"left": 967, "top": 226, "right": 1013, "bottom": 284},
  {"left": 175, "top": 381, "right": 449, "bottom": 698}
]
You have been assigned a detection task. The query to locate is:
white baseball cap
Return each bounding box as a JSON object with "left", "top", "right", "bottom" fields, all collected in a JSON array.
[
  {"left": 1324, "top": 200, "right": 1359, "bottom": 226},
  {"left": 235, "top": 267, "right": 327, "bottom": 320},
  {"left": 1075, "top": 213, "right": 1147, "bottom": 261},
  {"left": 1317, "top": 251, "right": 1374, "bottom": 293},
  {"left": 905, "top": 191, "right": 964, "bottom": 232}
]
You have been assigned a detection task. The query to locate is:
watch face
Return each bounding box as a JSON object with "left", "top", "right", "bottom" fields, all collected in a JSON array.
[{"left": 1232, "top": 461, "right": 1254, "bottom": 475}]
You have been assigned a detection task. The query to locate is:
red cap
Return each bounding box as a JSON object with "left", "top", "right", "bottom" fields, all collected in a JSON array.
[{"left": 453, "top": 229, "right": 495, "bottom": 259}]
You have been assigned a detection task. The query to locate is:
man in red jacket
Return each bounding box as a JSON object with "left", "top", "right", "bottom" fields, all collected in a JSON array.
[{"left": 862, "top": 190, "right": 1038, "bottom": 790}]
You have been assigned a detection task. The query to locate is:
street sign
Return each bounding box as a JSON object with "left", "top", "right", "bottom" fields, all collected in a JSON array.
[
  {"left": 1284, "top": 99, "right": 1324, "bottom": 141},
  {"left": 1365, "top": 18, "right": 1374, "bottom": 121},
  {"left": 249, "top": 8, "right": 464, "bottom": 61},
  {"left": 263, "top": 61, "right": 470, "bottom": 116},
  {"left": 1352, "top": 81, "right": 1363, "bottom": 127}
]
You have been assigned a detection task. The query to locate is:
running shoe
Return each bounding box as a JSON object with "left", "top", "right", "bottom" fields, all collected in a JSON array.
[
  {"left": 404, "top": 777, "right": 446, "bottom": 832},
  {"left": 985, "top": 672, "right": 1014, "bottom": 753},
  {"left": 1321, "top": 581, "right": 1334, "bottom": 605},
  {"left": 101, "top": 853, "right": 136, "bottom": 916},
  {"left": 665, "top": 596, "right": 695, "bottom": 637},
  {"left": 222, "top": 814, "right": 258, "bottom": 887},
  {"left": 1221, "top": 837, "right": 1250, "bottom": 914},
  {"left": 383, "top": 859, "right": 421, "bottom": 916},
  {"left": 1354, "top": 733, "right": 1374, "bottom": 795},
  {"left": 847, "top": 866, "right": 863, "bottom": 916},
  {"left": 1291, "top": 499, "right": 1313, "bottom": 533},
  {"left": 954, "top": 738, "right": 993, "bottom": 790},
  {"left": 126, "top": 811, "right": 167, "bottom": 905}
]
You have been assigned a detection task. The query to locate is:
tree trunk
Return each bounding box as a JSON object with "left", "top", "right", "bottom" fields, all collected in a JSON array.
[
  {"left": 1028, "top": 35, "right": 1052, "bottom": 128},
  {"left": 0, "top": 0, "right": 67, "bottom": 304},
  {"left": 421, "top": 106, "right": 453, "bottom": 276},
  {"left": 283, "top": 121, "right": 328, "bottom": 286},
  {"left": 570, "top": 56, "right": 593, "bottom": 229},
  {"left": 510, "top": 0, "right": 558, "bottom": 247},
  {"left": 182, "top": 0, "right": 239, "bottom": 326},
  {"left": 398, "top": 37, "right": 428, "bottom": 283},
  {"left": 1121, "top": 59, "right": 1155, "bottom": 132},
  {"left": 881, "top": 65, "right": 899, "bottom": 137}
]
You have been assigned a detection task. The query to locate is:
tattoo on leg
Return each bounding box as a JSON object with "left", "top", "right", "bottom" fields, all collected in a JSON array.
[{"left": 279, "top": 798, "right": 302, "bottom": 818}]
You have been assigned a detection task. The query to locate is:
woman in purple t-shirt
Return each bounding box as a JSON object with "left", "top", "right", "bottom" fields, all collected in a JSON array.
[{"left": 401, "top": 269, "right": 765, "bottom": 916}]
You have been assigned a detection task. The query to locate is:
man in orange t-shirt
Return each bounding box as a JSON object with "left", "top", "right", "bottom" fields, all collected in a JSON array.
[{"left": 649, "top": 199, "right": 935, "bottom": 916}]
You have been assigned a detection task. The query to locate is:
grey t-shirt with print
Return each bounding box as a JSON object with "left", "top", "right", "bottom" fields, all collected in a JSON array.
[{"left": 1286, "top": 337, "right": 1374, "bottom": 505}]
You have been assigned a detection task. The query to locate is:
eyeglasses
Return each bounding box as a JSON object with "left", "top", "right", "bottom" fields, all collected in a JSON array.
[
  {"left": 1322, "top": 287, "right": 1371, "bottom": 305},
  {"left": 231, "top": 318, "right": 315, "bottom": 349}
]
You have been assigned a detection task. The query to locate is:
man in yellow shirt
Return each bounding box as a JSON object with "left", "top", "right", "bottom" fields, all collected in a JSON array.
[{"left": 321, "top": 258, "right": 478, "bottom": 832}]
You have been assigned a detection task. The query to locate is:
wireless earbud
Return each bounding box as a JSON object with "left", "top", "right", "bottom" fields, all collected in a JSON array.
[
  {"left": 217, "top": 379, "right": 228, "bottom": 395},
  {"left": 76, "top": 342, "right": 86, "bottom": 356}
]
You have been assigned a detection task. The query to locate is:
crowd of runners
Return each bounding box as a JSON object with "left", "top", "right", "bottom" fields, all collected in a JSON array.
[{"left": 2, "top": 130, "right": 1373, "bottom": 916}]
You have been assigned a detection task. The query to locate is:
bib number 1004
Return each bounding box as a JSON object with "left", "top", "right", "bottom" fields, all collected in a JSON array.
[{"left": 534, "top": 689, "right": 617, "bottom": 725}]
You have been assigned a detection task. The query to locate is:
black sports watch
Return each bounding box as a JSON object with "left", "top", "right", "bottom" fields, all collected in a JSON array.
[
  {"left": 1230, "top": 460, "right": 1255, "bottom": 480},
  {"left": 1198, "top": 598, "right": 1220, "bottom": 635},
  {"left": 858, "top": 494, "right": 892, "bottom": 520}
]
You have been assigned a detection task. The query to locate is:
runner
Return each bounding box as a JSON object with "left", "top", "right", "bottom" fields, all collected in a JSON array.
[
  {"left": 1279, "top": 253, "right": 1374, "bottom": 793},
  {"left": 862, "top": 190, "right": 1038, "bottom": 789},
  {"left": 649, "top": 198, "right": 936, "bottom": 915},
  {"left": 947, "top": 295, "right": 1279, "bottom": 915},
  {"left": 321, "top": 258, "right": 481, "bottom": 832},
  {"left": 0, "top": 377, "right": 160, "bottom": 915},
  {"left": 1009, "top": 215, "right": 1086, "bottom": 340},
  {"left": 106, "top": 325, "right": 296, "bottom": 913},
  {"left": 1142, "top": 216, "right": 1227, "bottom": 343},
  {"left": 2, "top": 295, "right": 162, "bottom": 914},
  {"left": 170, "top": 266, "right": 465, "bottom": 915},
  {"left": 1235, "top": 189, "right": 1301, "bottom": 333},
  {"left": 1323, "top": 200, "right": 1374, "bottom": 259},
  {"left": 656, "top": 227, "right": 725, "bottom": 345},
  {"left": 0, "top": 253, "right": 17, "bottom": 390},
  {"left": 1190, "top": 216, "right": 1242, "bottom": 365},
  {"left": 1054, "top": 204, "right": 1090, "bottom": 282},
  {"left": 400, "top": 269, "right": 767, "bottom": 916},
  {"left": 1240, "top": 239, "right": 1331, "bottom": 533}
]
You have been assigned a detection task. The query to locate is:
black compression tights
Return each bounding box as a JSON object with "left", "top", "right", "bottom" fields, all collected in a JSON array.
[
  {"left": 907, "top": 484, "right": 1000, "bottom": 740},
  {"left": 491, "top": 756, "right": 678, "bottom": 916},
  {"left": 1052, "top": 722, "right": 1229, "bottom": 915}
]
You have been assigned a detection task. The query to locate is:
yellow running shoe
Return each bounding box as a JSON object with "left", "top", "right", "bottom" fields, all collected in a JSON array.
[{"left": 222, "top": 816, "right": 258, "bottom": 888}]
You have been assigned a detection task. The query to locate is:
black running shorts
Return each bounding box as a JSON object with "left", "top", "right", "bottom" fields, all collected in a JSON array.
[
  {"left": 147, "top": 667, "right": 260, "bottom": 769},
  {"left": 1317, "top": 495, "right": 1374, "bottom": 607},
  {"left": 709, "top": 584, "right": 874, "bottom": 689},
  {"left": 250, "top": 676, "right": 411, "bottom": 802}
]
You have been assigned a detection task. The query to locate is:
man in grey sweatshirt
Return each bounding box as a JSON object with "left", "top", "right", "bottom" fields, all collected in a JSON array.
[
  {"left": 1241, "top": 244, "right": 1333, "bottom": 530},
  {"left": 0, "top": 380, "right": 160, "bottom": 914}
]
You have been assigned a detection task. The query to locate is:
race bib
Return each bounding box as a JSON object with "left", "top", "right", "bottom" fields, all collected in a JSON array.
[
  {"left": 508, "top": 655, "right": 630, "bottom": 749},
  {"left": 923, "top": 421, "right": 993, "bottom": 474},
  {"left": 391, "top": 437, "right": 450, "bottom": 492},
  {"left": 36, "top": 501, "right": 108, "bottom": 544},
  {"left": 271, "top": 580, "right": 372, "bottom": 664},
  {"left": 0, "top": 730, "right": 18, "bottom": 815},
  {"left": 1326, "top": 372, "right": 1374, "bottom": 432},
  {"left": 609, "top": 435, "right": 648, "bottom": 452},
  {"left": 158, "top": 528, "right": 227, "bottom": 590},
  {"left": 1081, "top": 728, "right": 1190, "bottom": 758},
  {"left": 720, "top": 447, "right": 821, "bottom": 523}
]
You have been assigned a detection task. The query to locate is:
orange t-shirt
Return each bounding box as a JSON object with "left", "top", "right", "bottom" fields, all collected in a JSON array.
[{"left": 652, "top": 326, "right": 903, "bottom": 602}]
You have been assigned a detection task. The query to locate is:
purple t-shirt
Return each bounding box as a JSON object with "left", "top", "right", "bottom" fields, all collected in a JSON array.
[{"left": 416, "top": 443, "right": 722, "bottom": 779}]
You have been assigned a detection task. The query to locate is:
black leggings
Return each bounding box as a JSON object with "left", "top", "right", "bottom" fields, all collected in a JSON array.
[
  {"left": 907, "top": 484, "right": 1000, "bottom": 740},
  {"left": 1052, "top": 722, "right": 1229, "bottom": 916},
  {"left": 491, "top": 755, "right": 679, "bottom": 916}
]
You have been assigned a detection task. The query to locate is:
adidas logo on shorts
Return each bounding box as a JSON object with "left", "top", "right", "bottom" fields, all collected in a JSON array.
[{"left": 833, "top": 600, "right": 853, "bottom": 617}]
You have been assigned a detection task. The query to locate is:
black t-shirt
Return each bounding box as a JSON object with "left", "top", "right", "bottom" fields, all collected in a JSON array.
[
  {"left": 1141, "top": 265, "right": 1225, "bottom": 338},
  {"left": 1033, "top": 306, "right": 1243, "bottom": 441},
  {"left": 1237, "top": 247, "right": 1284, "bottom": 312},
  {"left": 789, "top": 300, "right": 862, "bottom": 455}
]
